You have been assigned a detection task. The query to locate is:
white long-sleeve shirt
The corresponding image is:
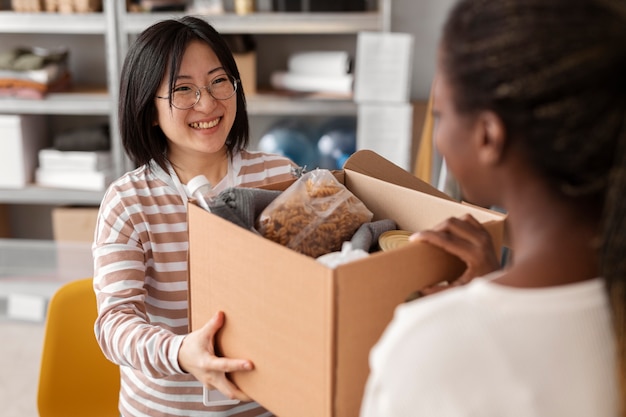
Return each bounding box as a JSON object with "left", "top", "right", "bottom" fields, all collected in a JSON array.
[
  {"left": 93, "top": 150, "right": 296, "bottom": 417},
  {"left": 361, "top": 273, "right": 618, "bottom": 417}
]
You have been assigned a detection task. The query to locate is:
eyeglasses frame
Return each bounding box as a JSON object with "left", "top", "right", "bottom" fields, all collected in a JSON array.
[{"left": 156, "top": 74, "right": 239, "bottom": 110}]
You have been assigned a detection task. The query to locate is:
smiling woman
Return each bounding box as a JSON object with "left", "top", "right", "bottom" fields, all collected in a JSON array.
[
  {"left": 92, "top": 16, "right": 298, "bottom": 417},
  {"left": 152, "top": 39, "right": 240, "bottom": 180}
]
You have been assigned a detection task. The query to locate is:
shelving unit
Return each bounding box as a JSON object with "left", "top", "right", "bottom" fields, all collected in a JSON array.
[
  {"left": 117, "top": 4, "right": 389, "bottom": 115},
  {"left": 0, "top": 0, "right": 391, "bottom": 236},
  {"left": 0, "top": 1, "right": 119, "bottom": 207}
]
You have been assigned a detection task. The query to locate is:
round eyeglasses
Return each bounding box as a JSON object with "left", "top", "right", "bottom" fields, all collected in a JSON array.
[{"left": 156, "top": 74, "right": 238, "bottom": 109}]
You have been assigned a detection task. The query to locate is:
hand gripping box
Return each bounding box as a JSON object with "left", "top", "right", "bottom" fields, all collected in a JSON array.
[{"left": 187, "top": 150, "right": 506, "bottom": 417}]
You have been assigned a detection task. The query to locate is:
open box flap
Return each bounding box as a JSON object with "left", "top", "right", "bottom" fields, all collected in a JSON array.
[
  {"left": 343, "top": 149, "right": 455, "bottom": 201},
  {"left": 345, "top": 150, "right": 510, "bottom": 248}
]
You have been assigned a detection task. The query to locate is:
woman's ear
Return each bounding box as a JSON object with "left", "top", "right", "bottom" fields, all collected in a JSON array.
[{"left": 477, "top": 111, "right": 506, "bottom": 165}]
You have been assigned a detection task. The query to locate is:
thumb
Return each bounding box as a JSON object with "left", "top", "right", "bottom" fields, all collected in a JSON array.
[{"left": 201, "top": 311, "right": 225, "bottom": 340}]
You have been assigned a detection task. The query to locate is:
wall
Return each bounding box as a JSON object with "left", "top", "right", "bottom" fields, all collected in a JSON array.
[{"left": 391, "top": 0, "right": 456, "bottom": 100}]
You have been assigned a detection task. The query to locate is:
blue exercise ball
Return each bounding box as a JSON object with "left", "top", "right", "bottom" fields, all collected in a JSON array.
[
  {"left": 258, "top": 120, "right": 319, "bottom": 169},
  {"left": 316, "top": 117, "right": 357, "bottom": 170}
]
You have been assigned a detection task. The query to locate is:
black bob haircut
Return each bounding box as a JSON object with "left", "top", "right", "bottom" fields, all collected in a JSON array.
[{"left": 118, "top": 16, "right": 249, "bottom": 170}]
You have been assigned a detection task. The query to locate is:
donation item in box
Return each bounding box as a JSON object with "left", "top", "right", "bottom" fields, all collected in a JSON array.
[
  {"left": 257, "top": 168, "right": 373, "bottom": 258},
  {"left": 0, "top": 114, "right": 48, "bottom": 188},
  {"left": 187, "top": 150, "right": 506, "bottom": 417}
]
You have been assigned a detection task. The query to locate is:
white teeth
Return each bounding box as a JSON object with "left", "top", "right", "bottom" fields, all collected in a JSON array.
[{"left": 190, "top": 118, "right": 220, "bottom": 129}]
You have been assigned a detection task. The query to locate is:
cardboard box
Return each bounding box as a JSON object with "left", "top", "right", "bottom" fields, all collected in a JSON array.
[
  {"left": 51, "top": 207, "right": 96, "bottom": 290},
  {"left": 234, "top": 51, "right": 257, "bottom": 96},
  {"left": 52, "top": 206, "right": 99, "bottom": 242},
  {"left": 0, "top": 204, "right": 11, "bottom": 237},
  {"left": 0, "top": 114, "right": 48, "bottom": 188},
  {"left": 187, "top": 150, "right": 506, "bottom": 417}
]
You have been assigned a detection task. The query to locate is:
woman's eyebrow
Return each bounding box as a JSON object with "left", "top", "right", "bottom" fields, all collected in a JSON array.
[
  {"left": 173, "top": 67, "right": 226, "bottom": 82},
  {"left": 208, "top": 66, "right": 226, "bottom": 75}
]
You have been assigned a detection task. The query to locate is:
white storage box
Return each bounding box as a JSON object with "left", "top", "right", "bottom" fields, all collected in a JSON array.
[{"left": 0, "top": 115, "right": 48, "bottom": 188}]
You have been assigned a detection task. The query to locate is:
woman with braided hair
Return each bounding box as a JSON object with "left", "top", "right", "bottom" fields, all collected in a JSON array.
[{"left": 361, "top": 0, "right": 626, "bottom": 415}]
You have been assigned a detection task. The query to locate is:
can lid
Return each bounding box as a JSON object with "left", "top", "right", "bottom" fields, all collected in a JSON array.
[{"left": 378, "top": 230, "right": 413, "bottom": 251}]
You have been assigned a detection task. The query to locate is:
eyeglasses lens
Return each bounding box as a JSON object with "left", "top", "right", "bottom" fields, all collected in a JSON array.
[{"left": 171, "top": 75, "right": 237, "bottom": 109}]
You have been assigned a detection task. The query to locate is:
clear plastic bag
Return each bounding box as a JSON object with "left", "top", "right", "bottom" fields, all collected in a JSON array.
[{"left": 257, "top": 168, "right": 373, "bottom": 258}]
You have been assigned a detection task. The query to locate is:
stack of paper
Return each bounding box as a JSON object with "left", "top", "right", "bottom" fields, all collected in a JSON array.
[
  {"left": 270, "top": 51, "right": 354, "bottom": 95},
  {"left": 35, "top": 148, "right": 113, "bottom": 191}
]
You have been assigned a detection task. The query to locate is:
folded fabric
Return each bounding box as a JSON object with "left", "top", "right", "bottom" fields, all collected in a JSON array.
[
  {"left": 53, "top": 124, "right": 110, "bottom": 151},
  {"left": 350, "top": 218, "right": 397, "bottom": 252},
  {"left": 0, "top": 71, "right": 71, "bottom": 99},
  {"left": 0, "top": 47, "right": 68, "bottom": 72},
  {"left": 207, "top": 187, "right": 282, "bottom": 231}
]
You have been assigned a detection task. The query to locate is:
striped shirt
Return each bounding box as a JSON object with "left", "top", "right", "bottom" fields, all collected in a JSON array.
[{"left": 93, "top": 150, "right": 297, "bottom": 417}]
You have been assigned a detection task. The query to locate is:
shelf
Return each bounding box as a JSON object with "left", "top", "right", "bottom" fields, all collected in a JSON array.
[
  {"left": 247, "top": 93, "right": 356, "bottom": 116},
  {"left": 120, "top": 11, "right": 384, "bottom": 35},
  {"left": 0, "top": 186, "right": 104, "bottom": 205},
  {"left": 0, "top": 87, "right": 110, "bottom": 115},
  {"left": 0, "top": 11, "right": 107, "bottom": 34}
]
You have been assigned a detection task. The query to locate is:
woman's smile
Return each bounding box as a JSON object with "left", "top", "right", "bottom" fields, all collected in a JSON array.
[{"left": 189, "top": 117, "right": 221, "bottom": 130}]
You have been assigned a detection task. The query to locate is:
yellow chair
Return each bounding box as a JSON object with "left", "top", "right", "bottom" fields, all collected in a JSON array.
[{"left": 37, "top": 278, "right": 120, "bottom": 417}]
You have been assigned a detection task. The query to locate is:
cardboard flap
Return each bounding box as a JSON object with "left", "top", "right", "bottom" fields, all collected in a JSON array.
[{"left": 343, "top": 150, "right": 454, "bottom": 201}]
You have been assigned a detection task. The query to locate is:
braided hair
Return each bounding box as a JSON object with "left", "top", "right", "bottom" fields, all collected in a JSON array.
[{"left": 441, "top": 0, "right": 626, "bottom": 411}]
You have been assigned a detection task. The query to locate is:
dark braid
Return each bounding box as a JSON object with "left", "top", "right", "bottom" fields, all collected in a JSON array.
[{"left": 442, "top": 0, "right": 626, "bottom": 412}]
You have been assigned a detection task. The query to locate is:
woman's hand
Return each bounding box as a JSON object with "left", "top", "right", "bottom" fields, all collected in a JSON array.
[
  {"left": 178, "top": 311, "right": 254, "bottom": 402},
  {"left": 410, "top": 214, "right": 500, "bottom": 296}
]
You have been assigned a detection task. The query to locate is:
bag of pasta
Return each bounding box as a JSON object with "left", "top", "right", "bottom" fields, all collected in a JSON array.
[{"left": 257, "top": 168, "right": 374, "bottom": 258}]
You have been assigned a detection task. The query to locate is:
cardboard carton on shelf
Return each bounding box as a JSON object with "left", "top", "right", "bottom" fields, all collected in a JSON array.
[
  {"left": 233, "top": 51, "right": 257, "bottom": 96},
  {"left": 187, "top": 150, "right": 506, "bottom": 417},
  {"left": 52, "top": 206, "right": 98, "bottom": 293},
  {"left": 52, "top": 206, "right": 99, "bottom": 243}
]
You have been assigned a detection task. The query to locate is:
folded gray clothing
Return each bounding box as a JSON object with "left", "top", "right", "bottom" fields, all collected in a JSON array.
[
  {"left": 0, "top": 50, "right": 18, "bottom": 70},
  {"left": 208, "top": 187, "right": 282, "bottom": 230},
  {"left": 53, "top": 125, "right": 110, "bottom": 151},
  {"left": 13, "top": 54, "right": 44, "bottom": 71},
  {"left": 350, "top": 219, "right": 397, "bottom": 252}
]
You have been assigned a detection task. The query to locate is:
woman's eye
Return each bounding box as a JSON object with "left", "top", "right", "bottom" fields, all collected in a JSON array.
[
  {"left": 174, "top": 85, "right": 193, "bottom": 93},
  {"left": 211, "top": 75, "right": 228, "bottom": 85}
]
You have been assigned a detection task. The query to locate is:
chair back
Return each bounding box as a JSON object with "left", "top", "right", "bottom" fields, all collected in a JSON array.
[{"left": 37, "top": 278, "right": 120, "bottom": 417}]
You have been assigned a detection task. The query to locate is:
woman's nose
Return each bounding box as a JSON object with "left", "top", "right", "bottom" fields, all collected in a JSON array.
[{"left": 193, "top": 87, "right": 217, "bottom": 111}]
